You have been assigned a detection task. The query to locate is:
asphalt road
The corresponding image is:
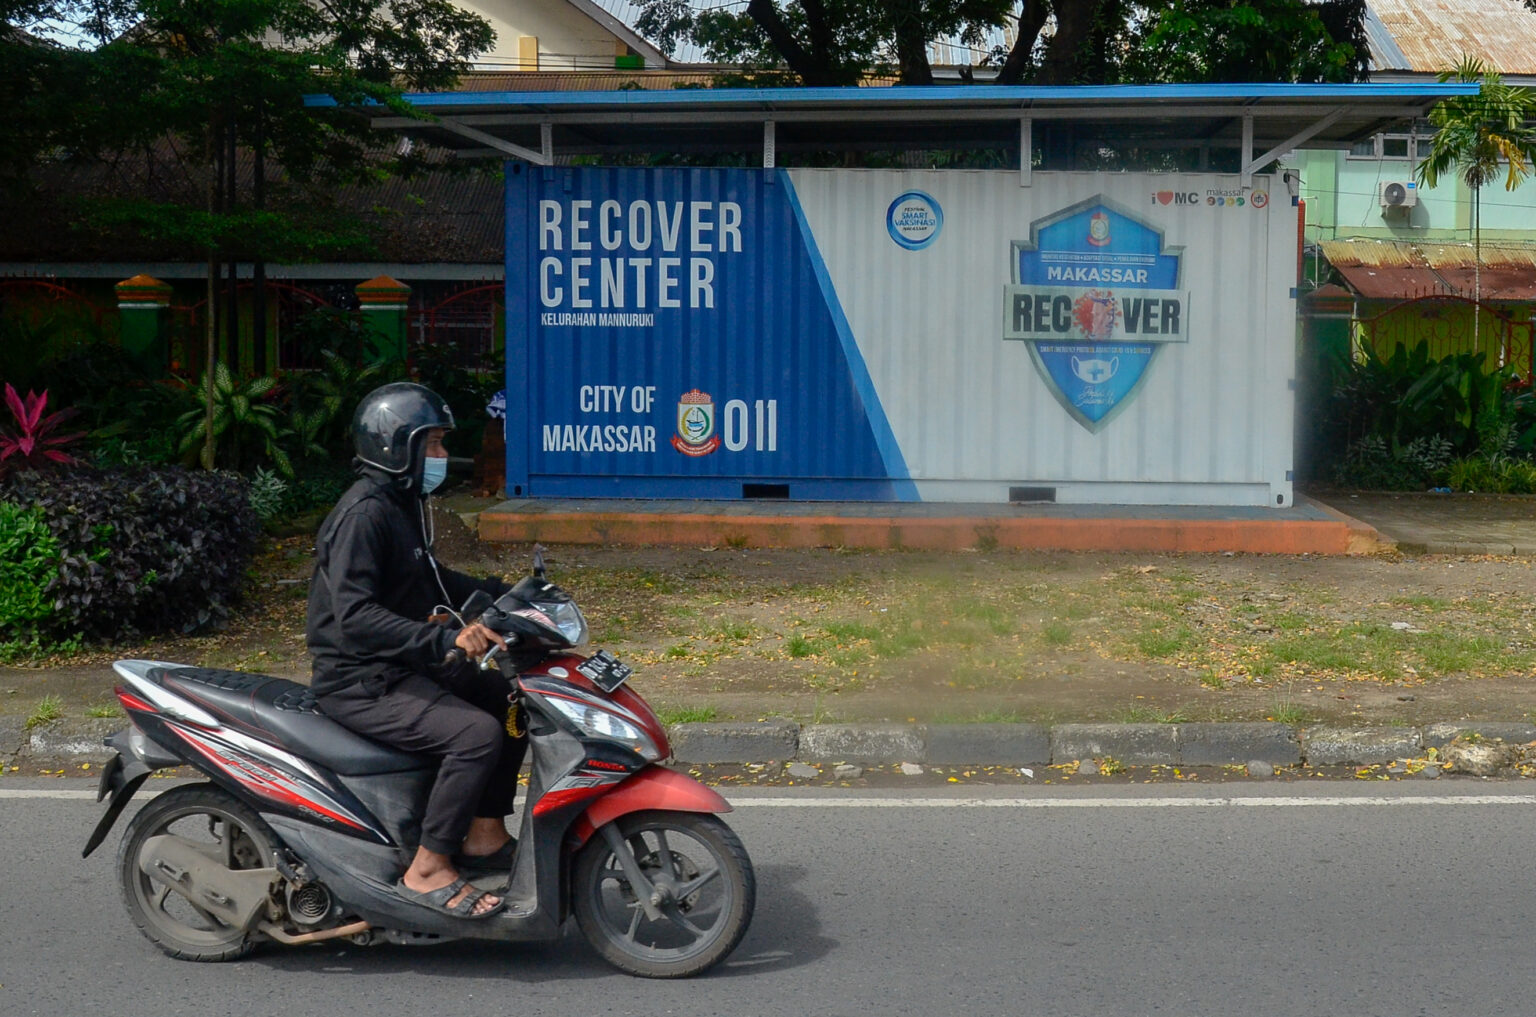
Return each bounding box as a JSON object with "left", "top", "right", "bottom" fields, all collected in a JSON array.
[{"left": 3, "top": 780, "right": 1534, "bottom": 1017}]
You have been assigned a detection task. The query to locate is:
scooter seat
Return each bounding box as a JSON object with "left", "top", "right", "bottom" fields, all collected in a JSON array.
[{"left": 151, "top": 666, "right": 430, "bottom": 776}]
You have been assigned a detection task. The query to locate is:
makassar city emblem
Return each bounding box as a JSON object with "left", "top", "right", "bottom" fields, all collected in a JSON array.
[{"left": 672, "top": 389, "right": 721, "bottom": 456}]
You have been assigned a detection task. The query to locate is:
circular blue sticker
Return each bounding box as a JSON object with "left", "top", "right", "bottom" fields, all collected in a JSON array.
[{"left": 887, "top": 191, "right": 943, "bottom": 250}]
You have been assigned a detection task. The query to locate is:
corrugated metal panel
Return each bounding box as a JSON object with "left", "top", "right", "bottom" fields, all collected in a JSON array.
[
  {"left": 507, "top": 165, "right": 1296, "bottom": 506},
  {"left": 1323, "top": 239, "right": 1536, "bottom": 270},
  {"left": 1322, "top": 239, "right": 1536, "bottom": 299},
  {"left": 789, "top": 170, "right": 1293, "bottom": 504},
  {"left": 458, "top": 70, "right": 719, "bottom": 91},
  {"left": 1368, "top": 0, "right": 1536, "bottom": 75},
  {"left": 506, "top": 164, "right": 913, "bottom": 501}
]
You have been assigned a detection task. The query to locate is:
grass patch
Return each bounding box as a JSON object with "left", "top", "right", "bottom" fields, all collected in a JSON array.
[
  {"left": 822, "top": 620, "right": 881, "bottom": 642},
  {"left": 711, "top": 619, "right": 758, "bottom": 642},
  {"left": 785, "top": 633, "right": 815, "bottom": 658},
  {"left": 657, "top": 705, "right": 719, "bottom": 725},
  {"left": 1271, "top": 612, "right": 1313, "bottom": 632},
  {"left": 1415, "top": 632, "right": 1515, "bottom": 675},
  {"left": 1267, "top": 698, "right": 1309, "bottom": 725},
  {"left": 1391, "top": 595, "right": 1449, "bottom": 609},
  {"left": 1197, "top": 671, "right": 1227, "bottom": 689},
  {"left": 1116, "top": 705, "right": 1189, "bottom": 724},
  {"left": 1041, "top": 622, "right": 1074, "bottom": 646},
  {"left": 84, "top": 704, "right": 123, "bottom": 719},
  {"left": 1136, "top": 626, "right": 1194, "bottom": 658},
  {"left": 26, "top": 694, "right": 64, "bottom": 729},
  {"left": 662, "top": 642, "right": 692, "bottom": 660}
]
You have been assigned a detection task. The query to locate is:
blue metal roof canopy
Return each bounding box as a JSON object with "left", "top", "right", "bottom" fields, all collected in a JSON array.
[{"left": 350, "top": 82, "right": 1479, "bottom": 186}]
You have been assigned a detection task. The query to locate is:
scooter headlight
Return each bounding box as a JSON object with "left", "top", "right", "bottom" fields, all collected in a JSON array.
[
  {"left": 543, "top": 695, "right": 660, "bottom": 761},
  {"left": 530, "top": 599, "right": 588, "bottom": 645}
]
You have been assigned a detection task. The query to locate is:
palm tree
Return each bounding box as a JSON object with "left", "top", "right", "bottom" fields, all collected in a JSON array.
[{"left": 1416, "top": 56, "right": 1536, "bottom": 355}]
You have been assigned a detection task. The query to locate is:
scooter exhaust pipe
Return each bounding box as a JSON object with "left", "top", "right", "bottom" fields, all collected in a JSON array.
[{"left": 259, "top": 920, "right": 372, "bottom": 945}]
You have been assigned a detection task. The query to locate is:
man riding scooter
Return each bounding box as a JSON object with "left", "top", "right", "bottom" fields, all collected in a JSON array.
[{"left": 306, "top": 382, "right": 521, "bottom": 919}]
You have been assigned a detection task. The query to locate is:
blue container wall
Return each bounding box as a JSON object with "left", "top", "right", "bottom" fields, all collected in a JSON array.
[{"left": 505, "top": 163, "right": 913, "bottom": 500}]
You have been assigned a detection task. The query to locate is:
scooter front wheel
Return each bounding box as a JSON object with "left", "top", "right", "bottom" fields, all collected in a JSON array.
[{"left": 572, "top": 810, "right": 755, "bottom": 978}]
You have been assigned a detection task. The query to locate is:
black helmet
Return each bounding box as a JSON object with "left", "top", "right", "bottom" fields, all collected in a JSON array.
[{"left": 352, "top": 382, "right": 454, "bottom": 475}]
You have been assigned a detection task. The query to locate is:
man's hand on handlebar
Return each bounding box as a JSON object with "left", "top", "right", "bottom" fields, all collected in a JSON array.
[{"left": 454, "top": 621, "right": 508, "bottom": 658}]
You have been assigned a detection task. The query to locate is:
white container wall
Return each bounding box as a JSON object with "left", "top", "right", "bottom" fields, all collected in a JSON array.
[{"left": 788, "top": 169, "right": 1296, "bottom": 507}]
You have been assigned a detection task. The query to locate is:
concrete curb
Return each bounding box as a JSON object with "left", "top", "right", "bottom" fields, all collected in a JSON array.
[
  {"left": 7, "top": 718, "right": 1534, "bottom": 769},
  {"left": 0, "top": 717, "right": 26, "bottom": 760}
]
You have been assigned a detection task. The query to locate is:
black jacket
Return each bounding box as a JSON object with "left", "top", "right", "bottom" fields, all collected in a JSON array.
[{"left": 306, "top": 469, "right": 508, "bottom": 697}]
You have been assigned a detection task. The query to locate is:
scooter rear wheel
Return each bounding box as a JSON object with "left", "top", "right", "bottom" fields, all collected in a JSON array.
[
  {"left": 573, "top": 810, "right": 755, "bottom": 978},
  {"left": 117, "top": 783, "right": 279, "bottom": 962}
]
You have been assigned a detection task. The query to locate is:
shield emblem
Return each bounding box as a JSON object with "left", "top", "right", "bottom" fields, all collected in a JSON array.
[
  {"left": 678, "top": 402, "right": 713, "bottom": 443},
  {"left": 1004, "top": 196, "right": 1188, "bottom": 433}
]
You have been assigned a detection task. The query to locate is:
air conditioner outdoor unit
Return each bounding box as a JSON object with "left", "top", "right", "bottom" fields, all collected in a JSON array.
[{"left": 1380, "top": 180, "right": 1418, "bottom": 209}]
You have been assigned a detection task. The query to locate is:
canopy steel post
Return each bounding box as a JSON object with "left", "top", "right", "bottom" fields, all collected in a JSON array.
[
  {"left": 763, "top": 120, "right": 776, "bottom": 169},
  {"left": 1020, "top": 116, "right": 1032, "bottom": 186},
  {"left": 1241, "top": 111, "right": 1255, "bottom": 188}
]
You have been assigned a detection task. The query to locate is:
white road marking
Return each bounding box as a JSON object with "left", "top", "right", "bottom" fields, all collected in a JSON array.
[
  {"left": 4, "top": 788, "right": 1535, "bottom": 808},
  {"left": 730, "top": 795, "right": 1536, "bottom": 808}
]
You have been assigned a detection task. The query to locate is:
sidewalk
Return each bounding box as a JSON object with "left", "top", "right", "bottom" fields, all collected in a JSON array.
[
  {"left": 1316, "top": 491, "right": 1536, "bottom": 556},
  {"left": 478, "top": 493, "right": 1385, "bottom": 554}
]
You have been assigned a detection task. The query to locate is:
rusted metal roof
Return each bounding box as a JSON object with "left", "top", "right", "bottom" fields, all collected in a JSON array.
[
  {"left": 1321, "top": 238, "right": 1536, "bottom": 300},
  {"left": 1368, "top": 0, "right": 1536, "bottom": 77},
  {"left": 457, "top": 70, "right": 720, "bottom": 92}
]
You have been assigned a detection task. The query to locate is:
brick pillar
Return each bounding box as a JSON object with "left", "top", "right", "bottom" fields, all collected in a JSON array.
[
  {"left": 355, "top": 275, "right": 411, "bottom": 364},
  {"left": 113, "top": 274, "right": 173, "bottom": 375}
]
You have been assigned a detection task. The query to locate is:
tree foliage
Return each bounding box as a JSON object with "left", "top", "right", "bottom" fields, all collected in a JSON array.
[
  {"left": 635, "top": 1, "right": 1369, "bottom": 86},
  {"left": 1417, "top": 56, "right": 1536, "bottom": 195},
  {"left": 1415, "top": 56, "right": 1536, "bottom": 329}
]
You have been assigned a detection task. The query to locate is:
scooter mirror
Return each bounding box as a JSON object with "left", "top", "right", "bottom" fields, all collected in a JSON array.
[{"left": 460, "top": 589, "right": 494, "bottom": 620}]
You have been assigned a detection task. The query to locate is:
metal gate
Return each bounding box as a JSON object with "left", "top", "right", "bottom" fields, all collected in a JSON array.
[{"left": 1356, "top": 295, "right": 1534, "bottom": 382}]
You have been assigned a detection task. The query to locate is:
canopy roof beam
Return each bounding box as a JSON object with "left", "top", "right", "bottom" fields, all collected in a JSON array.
[
  {"left": 1242, "top": 107, "right": 1346, "bottom": 179},
  {"left": 436, "top": 118, "right": 552, "bottom": 165}
]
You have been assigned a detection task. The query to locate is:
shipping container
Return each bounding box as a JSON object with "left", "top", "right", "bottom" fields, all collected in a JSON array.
[{"left": 506, "top": 164, "right": 1295, "bottom": 507}]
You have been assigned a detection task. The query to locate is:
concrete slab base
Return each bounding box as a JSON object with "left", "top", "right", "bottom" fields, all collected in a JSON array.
[{"left": 480, "top": 496, "right": 1385, "bottom": 555}]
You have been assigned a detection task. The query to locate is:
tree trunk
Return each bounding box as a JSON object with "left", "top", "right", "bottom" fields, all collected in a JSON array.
[
  {"left": 1473, "top": 185, "right": 1481, "bottom": 354},
  {"left": 252, "top": 106, "right": 267, "bottom": 376},
  {"left": 996, "top": 0, "right": 1050, "bottom": 85},
  {"left": 889, "top": 0, "right": 934, "bottom": 85},
  {"left": 224, "top": 121, "right": 239, "bottom": 371},
  {"left": 203, "top": 120, "right": 217, "bottom": 471},
  {"left": 745, "top": 0, "right": 848, "bottom": 86},
  {"left": 1036, "top": 0, "right": 1113, "bottom": 85}
]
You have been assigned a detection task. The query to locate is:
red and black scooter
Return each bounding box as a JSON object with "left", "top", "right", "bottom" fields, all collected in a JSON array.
[{"left": 83, "top": 558, "right": 755, "bottom": 978}]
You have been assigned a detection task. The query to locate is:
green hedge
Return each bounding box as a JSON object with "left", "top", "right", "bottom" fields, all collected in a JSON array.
[
  {"left": 0, "top": 501, "right": 62, "bottom": 647},
  {"left": 0, "top": 467, "right": 260, "bottom": 641}
]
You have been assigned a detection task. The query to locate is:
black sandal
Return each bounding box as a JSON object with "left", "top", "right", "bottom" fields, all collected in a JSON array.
[
  {"left": 392, "top": 877, "right": 506, "bottom": 919},
  {"left": 452, "top": 838, "right": 517, "bottom": 877}
]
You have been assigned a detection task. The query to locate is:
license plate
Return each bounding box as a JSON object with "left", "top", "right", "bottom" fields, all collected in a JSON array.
[{"left": 576, "top": 650, "right": 633, "bottom": 693}]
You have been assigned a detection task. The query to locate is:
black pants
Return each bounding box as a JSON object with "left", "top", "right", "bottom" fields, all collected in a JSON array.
[{"left": 317, "top": 667, "right": 527, "bottom": 856}]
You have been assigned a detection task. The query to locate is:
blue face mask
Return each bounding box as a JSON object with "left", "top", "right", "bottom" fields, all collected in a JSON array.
[{"left": 421, "top": 456, "right": 448, "bottom": 494}]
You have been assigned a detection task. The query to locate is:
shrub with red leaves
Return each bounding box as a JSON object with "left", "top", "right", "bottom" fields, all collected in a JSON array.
[{"left": 0, "top": 384, "right": 84, "bottom": 477}]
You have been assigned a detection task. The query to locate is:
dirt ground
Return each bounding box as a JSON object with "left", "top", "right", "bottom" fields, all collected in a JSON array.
[{"left": 4, "top": 501, "right": 1534, "bottom": 730}]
